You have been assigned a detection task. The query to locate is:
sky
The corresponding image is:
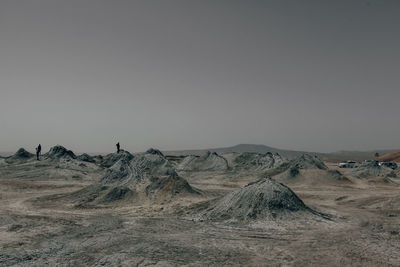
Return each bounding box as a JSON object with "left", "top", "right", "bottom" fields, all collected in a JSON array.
[{"left": 1, "top": 0, "right": 400, "bottom": 154}]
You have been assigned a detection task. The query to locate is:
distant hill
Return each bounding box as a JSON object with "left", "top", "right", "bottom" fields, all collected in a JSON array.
[
  {"left": 163, "top": 144, "right": 320, "bottom": 159},
  {"left": 376, "top": 150, "right": 400, "bottom": 162}
]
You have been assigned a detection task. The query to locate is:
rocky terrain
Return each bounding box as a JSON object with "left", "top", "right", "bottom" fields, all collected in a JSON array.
[{"left": 0, "top": 147, "right": 399, "bottom": 266}]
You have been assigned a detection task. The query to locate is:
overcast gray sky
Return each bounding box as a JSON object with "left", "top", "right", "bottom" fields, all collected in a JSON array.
[{"left": 1, "top": 0, "right": 399, "bottom": 153}]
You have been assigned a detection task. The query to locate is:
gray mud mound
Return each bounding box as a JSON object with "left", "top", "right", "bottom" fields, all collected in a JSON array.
[
  {"left": 264, "top": 154, "right": 350, "bottom": 185},
  {"left": 232, "top": 152, "right": 285, "bottom": 172},
  {"left": 146, "top": 148, "right": 164, "bottom": 157},
  {"left": 352, "top": 161, "right": 393, "bottom": 178},
  {"left": 44, "top": 145, "right": 77, "bottom": 161},
  {"left": 200, "top": 176, "right": 316, "bottom": 221},
  {"left": 6, "top": 148, "right": 34, "bottom": 163},
  {"left": 288, "top": 154, "right": 328, "bottom": 170},
  {"left": 100, "top": 151, "right": 133, "bottom": 168},
  {"left": 265, "top": 154, "right": 328, "bottom": 176},
  {"left": 146, "top": 172, "right": 202, "bottom": 202},
  {"left": 69, "top": 149, "right": 201, "bottom": 206},
  {"left": 77, "top": 153, "right": 95, "bottom": 163},
  {"left": 177, "top": 151, "right": 229, "bottom": 171},
  {"left": 101, "top": 150, "right": 175, "bottom": 185},
  {"left": 13, "top": 148, "right": 34, "bottom": 159}
]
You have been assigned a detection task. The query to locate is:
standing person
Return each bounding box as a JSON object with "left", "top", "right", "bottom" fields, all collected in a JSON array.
[
  {"left": 36, "top": 144, "right": 41, "bottom": 160},
  {"left": 116, "top": 142, "right": 120, "bottom": 153}
]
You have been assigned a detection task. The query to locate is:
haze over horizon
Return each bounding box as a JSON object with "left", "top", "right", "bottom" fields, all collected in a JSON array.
[{"left": 1, "top": 0, "right": 400, "bottom": 154}]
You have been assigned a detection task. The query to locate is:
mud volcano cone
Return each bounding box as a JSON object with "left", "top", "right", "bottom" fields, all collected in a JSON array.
[
  {"left": 45, "top": 145, "right": 77, "bottom": 160},
  {"left": 5, "top": 148, "right": 34, "bottom": 163},
  {"left": 12, "top": 148, "right": 34, "bottom": 159},
  {"left": 202, "top": 176, "right": 313, "bottom": 221},
  {"left": 177, "top": 151, "right": 229, "bottom": 171},
  {"left": 70, "top": 149, "right": 201, "bottom": 206},
  {"left": 232, "top": 152, "right": 285, "bottom": 172}
]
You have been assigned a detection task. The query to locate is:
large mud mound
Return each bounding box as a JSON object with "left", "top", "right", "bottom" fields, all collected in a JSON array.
[
  {"left": 44, "top": 146, "right": 77, "bottom": 161},
  {"left": 352, "top": 161, "right": 393, "bottom": 178},
  {"left": 232, "top": 152, "right": 285, "bottom": 172},
  {"left": 69, "top": 149, "right": 201, "bottom": 206},
  {"left": 177, "top": 151, "right": 229, "bottom": 171},
  {"left": 201, "top": 176, "right": 315, "bottom": 221},
  {"left": 101, "top": 150, "right": 174, "bottom": 185}
]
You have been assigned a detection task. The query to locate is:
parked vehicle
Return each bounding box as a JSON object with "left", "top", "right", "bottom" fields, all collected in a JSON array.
[
  {"left": 379, "top": 162, "right": 398, "bottom": 170},
  {"left": 338, "top": 161, "right": 358, "bottom": 168}
]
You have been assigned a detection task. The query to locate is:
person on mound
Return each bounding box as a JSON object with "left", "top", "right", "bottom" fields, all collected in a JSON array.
[
  {"left": 116, "top": 142, "right": 120, "bottom": 153},
  {"left": 36, "top": 144, "right": 41, "bottom": 160}
]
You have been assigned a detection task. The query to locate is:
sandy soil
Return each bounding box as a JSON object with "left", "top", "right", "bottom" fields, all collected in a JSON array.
[{"left": 0, "top": 160, "right": 399, "bottom": 266}]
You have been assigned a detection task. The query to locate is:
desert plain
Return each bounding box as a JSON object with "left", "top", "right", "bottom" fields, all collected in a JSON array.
[{"left": 0, "top": 146, "right": 399, "bottom": 266}]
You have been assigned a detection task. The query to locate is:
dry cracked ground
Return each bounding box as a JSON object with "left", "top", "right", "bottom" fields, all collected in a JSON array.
[{"left": 0, "top": 152, "right": 399, "bottom": 267}]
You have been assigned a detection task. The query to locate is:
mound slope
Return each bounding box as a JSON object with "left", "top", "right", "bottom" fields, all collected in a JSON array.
[
  {"left": 177, "top": 151, "right": 229, "bottom": 171},
  {"left": 200, "top": 176, "right": 317, "bottom": 221}
]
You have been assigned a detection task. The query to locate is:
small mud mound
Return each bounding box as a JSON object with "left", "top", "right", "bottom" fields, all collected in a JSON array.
[
  {"left": 146, "top": 148, "right": 164, "bottom": 157},
  {"left": 275, "top": 167, "right": 351, "bottom": 185},
  {"left": 232, "top": 152, "right": 285, "bottom": 172},
  {"left": 77, "top": 153, "right": 95, "bottom": 163},
  {"left": 100, "top": 151, "right": 133, "bottom": 168},
  {"left": 352, "top": 161, "right": 393, "bottom": 178},
  {"left": 200, "top": 176, "right": 317, "bottom": 221},
  {"left": 14, "top": 148, "right": 34, "bottom": 159},
  {"left": 44, "top": 146, "right": 77, "bottom": 161},
  {"left": 146, "top": 172, "right": 202, "bottom": 202},
  {"left": 289, "top": 154, "right": 327, "bottom": 170},
  {"left": 265, "top": 154, "right": 350, "bottom": 185},
  {"left": 6, "top": 148, "right": 34, "bottom": 163},
  {"left": 265, "top": 154, "right": 327, "bottom": 176},
  {"left": 177, "top": 151, "right": 229, "bottom": 171}
]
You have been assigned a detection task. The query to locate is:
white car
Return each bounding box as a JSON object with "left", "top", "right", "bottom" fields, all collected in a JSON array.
[{"left": 338, "top": 161, "right": 358, "bottom": 168}]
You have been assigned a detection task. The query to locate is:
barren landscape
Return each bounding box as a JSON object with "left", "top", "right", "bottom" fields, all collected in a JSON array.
[{"left": 0, "top": 146, "right": 399, "bottom": 266}]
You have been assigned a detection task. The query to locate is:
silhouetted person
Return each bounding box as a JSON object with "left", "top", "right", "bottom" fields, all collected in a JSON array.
[
  {"left": 116, "top": 142, "right": 120, "bottom": 153},
  {"left": 36, "top": 144, "right": 41, "bottom": 160}
]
